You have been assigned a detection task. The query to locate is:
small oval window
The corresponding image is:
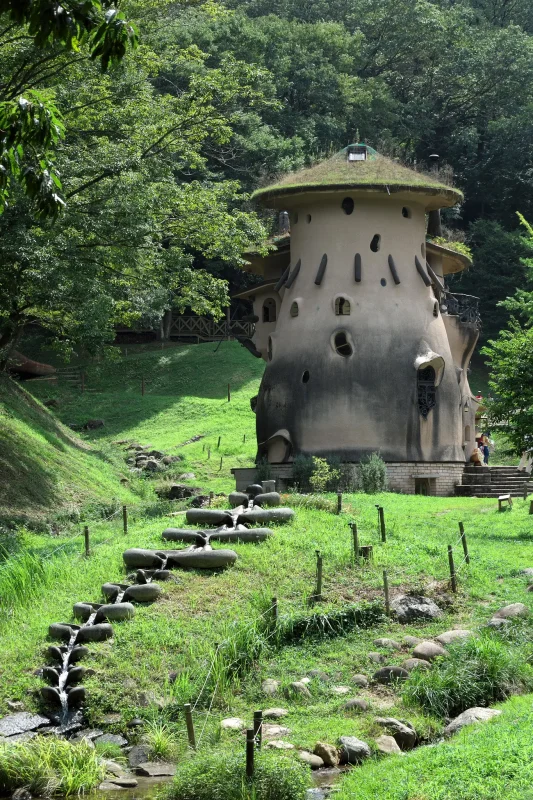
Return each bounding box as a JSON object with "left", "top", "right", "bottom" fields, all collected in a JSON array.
[
  {"left": 305, "top": 214, "right": 312, "bottom": 224},
  {"left": 380, "top": 278, "right": 387, "bottom": 287},
  {"left": 335, "top": 297, "right": 351, "bottom": 315},
  {"left": 302, "top": 370, "right": 310, "bottom": 383},
  {"left": 267, "top": 336, "right": 273, "bottom": 361},
  {"left": 334, "top": 332, "right": 353, "bottom": 357},
  {"left": 342, "top": 197, "right": 354, "bottom": 215},
  {"left": 262, "top": 298, "right": 277, "bottom": 323},
  {"left": 370, "top": 234, "right": 381, "bottom": 252},
  {"left": 290, "top": 301, "right": 299, "bottom": 317},
  {"left": 402, "top": 207, "right": 411, "bottom": 218}
]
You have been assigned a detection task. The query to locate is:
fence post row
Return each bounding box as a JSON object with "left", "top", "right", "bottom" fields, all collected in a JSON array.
[
  {"left": 376, "top": 505, "right": 386, "bottom": 542},
  {"left": 349, "top": 522, "right": 359, "bottom": 566},
  {"left": 184, "top": 703, "right": 196, "bottom": 751},
  {"left": 246, "top": 729, "right": 255, "bottom": 778},
  {"left": 459, "top": 521, "right": 470, "bottom": 565}
]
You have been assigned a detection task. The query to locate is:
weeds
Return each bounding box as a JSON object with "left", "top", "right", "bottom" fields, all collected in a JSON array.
[
  {"left": 277, "top": 602, "right": 384, "bottom": 643},
  {"left": 144, "top": 720, "right": 180, "bottom": 761}
]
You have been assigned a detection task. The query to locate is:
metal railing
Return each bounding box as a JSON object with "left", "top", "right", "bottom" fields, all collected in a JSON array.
[{"left": 442, "top": 292, "right": 481, "bottom": 328}]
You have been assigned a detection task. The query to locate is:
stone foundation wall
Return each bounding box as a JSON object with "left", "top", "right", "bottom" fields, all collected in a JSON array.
[
  {"left": 385, "top": 463, "right": 465, "bottom": 496},
  {"left": 232, "top": 462, "right": 465, "bottom": 496}
]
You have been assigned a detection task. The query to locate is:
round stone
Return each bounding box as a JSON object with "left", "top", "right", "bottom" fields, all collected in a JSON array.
[
  {"left": 373, "top": 638, "right": 401, "bottom": 650},
  {"left": 412, "top": 641, "right": 446, "bottom": 662},
  {"left": 299, "top": 751, "right": 324, "bottom": 769},
  {"left": 372, "top": 666, "right": 409, "bottom": 684},
  {"left": 435, "top": 630, "right": 472, "bottom": 645},
  {"left": 353, "top": 674, "right": 369, "bottom": 688},
  {"left": 402, "top": 658, "right": 431, "bottom": 672},
  {"left": 344, "top": 698, "right": 368, "bottom": 712}
]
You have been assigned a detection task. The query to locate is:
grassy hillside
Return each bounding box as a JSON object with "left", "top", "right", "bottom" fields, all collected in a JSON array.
[
  {"left": 29, "top": 341, "right": 265, "bottom": 492},
  {"left": 0, "top": 377, "right": 140, "bottom": 528}
]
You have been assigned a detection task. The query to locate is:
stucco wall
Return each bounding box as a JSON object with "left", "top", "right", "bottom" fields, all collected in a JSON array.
[{"left": 256, "top": 192, "right": 469, "bottom": 465}]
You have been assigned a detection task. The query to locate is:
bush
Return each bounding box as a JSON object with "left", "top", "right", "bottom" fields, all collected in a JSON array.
[
  {"left": 403, "top": 632, "right": 533, "bottom": 718},
  {"left": 292, "top": 454, "right": 314, "bottom": 491},
  {"left": 167, "top": 749, "right": 309, "bottom": 800},
  {"left": 0, "top": 738, "right": 104, "bottom": 796},
  {"left": 256, "top": 458, "right": 272, "bottom": 482},
  {"left": 309, "top": 457, "right": 339, "bottom": 493},
  {"left": 358, "top": 453, "right": 388, "bottom": 494}
]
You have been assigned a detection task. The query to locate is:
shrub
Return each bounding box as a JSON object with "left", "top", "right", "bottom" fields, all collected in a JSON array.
[
  {"left": 167, "top": 749, "right": 309, "bottom": 800},
  {"left": 256, "top": 458, "right": 272, "bottom": 482},
  {"left": 309, "top": 457, "right": 340, "bottom": 493},
  {"left": 277, "top": 602, "right": 384, "bottom": 643},
  {"left": 403, "top": 632, "right": 533, "bottom": 718},
  {"left": 358, "top": 453, "right": 388, "bottom": 494},
  {"left": 0, "top": 738, "right": 104, "bottom": 796},
  {"left": 292, "top": 454, "right": 314, "bottom": 491},
  {"left": 144, "top": 720, "right": 179, "bottom": 761}
]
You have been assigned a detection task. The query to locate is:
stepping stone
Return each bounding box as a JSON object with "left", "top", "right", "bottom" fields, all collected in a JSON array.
[
  {"left": 0, "top": 713, "right": 50, "bottom": 738},
  {"left": 135, "top": 763, "right": 177, "bottom": 777},
  {"left": 263, "top": 724, "right": 290, "bottom": 738},
  {"left": 375, "top": 734, "right": 401, "bottom": 755},
  {"left": 94, "top": 733, "right": 128, "bottom": 747},
  {"left": 487, "top": 618, "right": 511, "bottom": 629},
  {"left": 353, "top": 674, "right": 369, "bottom": 688},
  {"left": 372, "top": 666, "right": 409, "bottom": 684},
  {"left": 98, "top": 782, "right": 125, "bottom": 791},
  {"left": 344, "top": 698, "right": 368, "bottom": 712},
  {"left": 262, "top": 679, "right": 280, "bottom": 696},
  {"left": 412, "top": 641, "right": 446, "bottom": 661},
  {"left": 265, "top": 740, "right": 294, "bottom": 749},
  {"left": 102, "top": 760, "right": 126, "bottom": 776},
  {"left": 402, "top": 658, "right": 430, "bottom": 672},
  {"left": 373, "top": 638, "right": 401, "bottom": 651},
  {"left": 338, "top": 736, "right": 371, "bottom": 764},
  {"left": 109, "top": 778, "right": 138, "bottom": 788},
  {"left": 221, "top": 718, "right": 245, "bottom": 731},
  {"left": 331, "top": 686, "right": 350, "bottom": 695},
  {"left": 435, "top": 630, "right": 472, "bottom": 645},
  {"left": 444, "top": 707, "right": 501, "bottom": 736},
  {"left": 313, "top": 742, "right": 339, "bottom": 767},
  {"left": 286, "top": 681, "right": 311, "bottom": 698},
  {"left": 263, "top": 708, "right": 288, "bottom": 719},
  {"left": 403, "top": 636, "right": 422, "bottom": 648},
  {"left": 299, "top": 751, "right": 324, "bottom": 769},
  {"left": 492, "top": 603, "right": 529, "bottom": 619}
]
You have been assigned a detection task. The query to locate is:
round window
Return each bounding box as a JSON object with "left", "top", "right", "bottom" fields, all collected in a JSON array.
[
  {"left": 341, "top": 197, "right": 354, "bottom": 215},
  {"left": 334, "top": 332, "right": 353, "bottom": 357},
  {"left": 302, "top": 370, "right": 310, "bottom": 383}
]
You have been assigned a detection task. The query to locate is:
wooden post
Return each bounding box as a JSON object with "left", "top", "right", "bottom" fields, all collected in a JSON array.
[
  {"left": 271, "top": 596, "right": 278, "bottom": 626},
  {"left": 459, "top": 521, "right": 469, "bottom": 565},
  {"left": 253, "top": 711, "right": 263, "bottom": 750},
  {"left": 383, "top": 569, "right": 390, "bottom": 616},
  {"left": 360, "top": 545, "right": 373, "bottom": 562},
  {"left": 219, "top": 456, "right": 223, "bottom": 471},
  {"left": 84, "top": 526, "right": 90, "bottom": 557},
  {"left": 448, "top": 545, "right": 457, "bottom": 593},
  {"left": 524, "top": 484, "right": 528, "bottom": 501},
  {"left": 529, "top": 500, "right": 533, "bottom": 515},
  {"left": 376, "top": 506, "right": 386, "bottom": 542},
  {"left": 209, "top": 491, "right": 214, "bottom": 506},
  {"left": 207, "top": 447, "right": 211, "bottom": 460},
  {"left": 246, "top": 729, "right": 255, "bottom": 778},
  {"left": 227, "top": 383, "right": 231, "bottom": 402},
  {"left": 337, "top": 492, "right": 342, "bottom": 515},
  {"left": 81, "top": 372, "right": 85, "bottom": 393},
  {"left": 141, "top": 377, "right": 145, "bottom": 397},
  {"left": 123, "top": 505, "right": 128, "bottom": 535},
  {"left": 314, "top": 550, "right": 323, "bottom": 601},
  {"left": 243, "top": 434, "right": 246, "bottom": 443},
  {"left": 217, "top": 436, "right": 221, "bottom": 449},
  {"left": 349, "top": 522, "right": 359, "bottom": 566},
  {"left": 184, "top": 703, "right": 196, "bottom": 750}
]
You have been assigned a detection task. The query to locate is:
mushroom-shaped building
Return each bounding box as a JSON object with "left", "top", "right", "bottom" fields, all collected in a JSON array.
[{"left": 233, "top": 145, "right": 480, "bottom": 496}]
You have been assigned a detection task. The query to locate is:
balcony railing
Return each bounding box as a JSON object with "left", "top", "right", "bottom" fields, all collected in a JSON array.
[
  {"left": 169, "top": 316, "right": 255, "bottom": 341},
  {"left": 442, "top": 292, "right": 481, "bottom": 328}
]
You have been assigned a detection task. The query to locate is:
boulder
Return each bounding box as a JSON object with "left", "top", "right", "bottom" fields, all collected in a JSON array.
[
  {"left": 6, "top": 702, "right": 24, "bottom": 712},
  {"left": 178, "top": 472, "right": 196, "bottom": 480},
  {"left": 101, "top": 583, "right": 127, "bottom": 601},
  {"left": 40, "top": 686, "right": 61, "bottom": 706},
  {"left": 95, "top": 733, "right": 128, "bottom": 747},
  {"left": 109, "top": 778, "right": 138, "bottom": 788},
  {"left": 161, "top": 529, "right": 206, "bottom": 545},
  {"left": 412, "top": 641, "right": 446, "bottom": 662},
  {"left": 313, "top": 742, "right": 338, "bottom": 767},
  {"left": 263, "top": 724, "right": 290, "bottom": 738},
  {"left": 375, "top": 735, "right": 401, "bottom": 755},
  {"left": 299, "top": 751, "right": 324, "bottom": 769},
  {"left": 73, "top": 602, "right": 99, "bottom": 621},
  {"left": 65, "top": 666, "right": 85, "bottom": 686},
  {"left": 373, "top": 638, "right": 402, "bottom": 651},
  {"left": 68, "top": 645, "right": 89, "bottom": 664},
  {"left": 353, "top": 674, "right": 369, "bottom": 688},
  {"left": 262, "top": 679, "right": 280, "bottom": 696},
  {"left": 487, "top": 618, "right": 511, "bottom": 629},
  {"left": 492, "top": 603, "right": 529, "bottom": 619},
  {"left": 123, "top": 549, "right": 166, "bottom": 569},
  {"left": 435, "top": 630, "right": 472, "bottom": 645},
  {"left": 338, "top": 736, "right": 371, "bottom": 765},
  {"left": 444, "top": 707, "right": 502, "bottom": 737},
  {"left": 403, "top": 636, "right": 422, "bottom": 647},
  {"left": 143, "top": 460, "right": 160, "bottom": 472},
  {"left": 368, "top": 652, "right": 386, "bottom": 664},
  {"left": 402, "top": 658, "right": 430, "bottom": 672},
  {"left": 135, "top": 763, "right": 176, "bottom": 777},
  {"left": 375, "top": 717, "right": 416, "bottom": 750},
  {"left": 308, "top": 670, "right": 328, "bottom": 682},
  {"left": 265, "top": 740, "right": 295, "bottom": 750},
  {"left": 237, "top": 507, "right": 294, "bottom": 525},
  {"left": 128, "top": 744, "right": 151, "bottom": 768},
  {"left": 0, "top": 713, "right": 51, "bottom": 738},
  {"left": 75, "top": 623, "right": 113, "bottom": 643},
  {"left": 372, "top": 666, "right": 409, "bottom": 684},
  {"left": 96, "top": 603, "right": 135, "bottom": 622},
  {"left": 49, "top": 623, "right": 78, "bottom": 642},
  {"left": 286, "top": 681, "right": 312, "bottom": 699},
  {"left": 164, "top": 548, "right": 237, "bottom": 570},
  {"left": 246, "top": 484, "right": 264, "bottom": 497},
  {"left": 391, "top": 594, "right": 443, "bottom": 623},
  {"left": 98, "top": 782, "right": 123, "bottom": 791},
  {"left": 66, "top": 686, "right": 86, "bottom": 707},
  {"left": 344, "top": 698, "right": 368, "bottom": 712}
]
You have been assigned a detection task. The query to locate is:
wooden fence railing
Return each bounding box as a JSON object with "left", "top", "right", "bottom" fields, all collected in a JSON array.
[{"left": 169, "top": 316, "right": 254, "bottom": 341}]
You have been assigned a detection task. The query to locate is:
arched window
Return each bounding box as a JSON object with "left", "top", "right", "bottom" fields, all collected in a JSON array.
[
  {"left": 370, "top": 234, "right": 381, "bottom": 252},
  {"left": 464, "top": 425, "right": 471, "bottom": 443},
  {"left": 417, "top": 366, "right": 436, "bottom": 419},
  {"left": 334, "top": 332, "right": 353, "bottom": 357},
  {"left": 335, "top": 297, "right": 351, "bottom": 315},
  {"left": 262, "top": 298, "right": 277, "bottom": 323},
  {"left": 402, "top": 207, "right": 411, "bottom": 218},
  {"left": 342, "top": 197, "right": 354, "bottom": 215},
  {"left": 290, "top": 301, "right": 299, "bottom": 317}
]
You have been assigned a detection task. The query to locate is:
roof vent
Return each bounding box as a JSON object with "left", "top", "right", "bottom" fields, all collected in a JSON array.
[{"left": 347, "top": 145, "right": 367, "bottom": 162}]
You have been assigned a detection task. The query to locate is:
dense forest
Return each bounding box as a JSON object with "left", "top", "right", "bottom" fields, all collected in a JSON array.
[{"left": 2, "top": 0, "right": 533, "bottom": 359}]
